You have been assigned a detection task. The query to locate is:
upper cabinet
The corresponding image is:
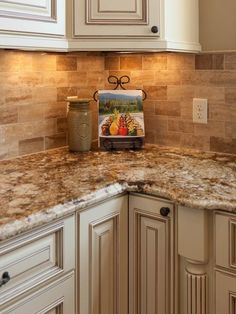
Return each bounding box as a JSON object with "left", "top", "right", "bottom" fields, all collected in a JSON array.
[
  {"left": 0, "top": 0, "right": 66, "bottom": 50},
  {"left": 0, "top": 0, "right": 201, "bottom": 52},
  {"left": 72, "top": 0, "right": 201, "bottom": 52}
]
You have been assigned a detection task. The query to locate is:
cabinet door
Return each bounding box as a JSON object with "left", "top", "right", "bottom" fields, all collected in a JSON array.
[
  {"left": 2, "top": 272, "right": 75, "bottom": 314},
  {"left": 215, "top": 271, "right": 236, "bottom": 314},
  {"left": 129, "top": 194, "right": 174, "bottom": 314},
  {"left": 0, "top": 0, "right": 65, "bottom": 36},
  {"left": 73, "top": 0, "right": 160, "bottom": 37},
  {"left": 78, "top": 195, "right": 128, "bottom": 314}
]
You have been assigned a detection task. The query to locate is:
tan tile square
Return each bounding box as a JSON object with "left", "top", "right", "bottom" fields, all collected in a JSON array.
[
  {"left": 194, "top": 121, "right": 225, "bottom": 138},
  {"left": 208, "top": 102, "right": 231, "bottom": 122},
  {"left": 105, "top": 56, "right": 120, "bottom": 70},
  {"left": 210, "top": 137, "right": 236, "bottom": 154},
  {"left": 57, "top": 56, "right": 77, "bottom": 71},
  {"left": 225, "top": 53, "right": 236, "bottom": 70},
  {"left": 225, "top": 88, "right": 236, "bottom": 104},
  {"left": 45, "top": 133, "right": 67, "bottom": 149},
  {"left": 181, "top": 134, "right": 210, "bottom": 150},
  {"left": 44, "top": 102, "right": 67, "bottom": 119},
  {"left": 4, "top": 87, "right": 33, "bottom": 106},
  {"left": 77, "top": 56, "right": 104, "bottom": 71},
  {"left": 0, "top": 105, "right": 18, "bottom": 125},
  {"left": 19, "top": 137, "right": 44, "bottom": 156},
  {"left": 155, "top": 101, "right": 181, "bottom": 116},
  {"left": 131, "top": 70, "right": 155, "bottom": 86},
  {"left": 18, "top": 104, "right": 44, "bottom": 123},
  {"left": 32, "top": 87, "right": 57, "bottom": 103},
  {"left": 142, "top": 54, "right": 167, "bottom": 70},
  {"left": 167, "top": 86, "right": 195, "bottom": 101},
  {"left": 32, "top": 53, "right": 56, "bottom": 71},
  {"left": 144, "top": 86, "right": 167, "bottom": 100},
  {"left": 120, "top": 56, "right": 142, "bottom": 70},
  {"left": 194, "top": 86, "right": 225, "bottom": 101},
  {"left": 167, "top": 53, "right": 195, "bottom": 70}
]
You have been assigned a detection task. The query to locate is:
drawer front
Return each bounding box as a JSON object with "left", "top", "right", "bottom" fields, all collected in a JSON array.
[
  {"left": 0, "top": 215, "right": 75, "bottom": 306},
  {"left": 215, "top": 271, "right": 236, "bottom": 314},
  {"left": 215, "top": 213, "right": 236, "bottom": 271},
  {"left": 2, "top": 272, "right": 75, "bottom": 314}
]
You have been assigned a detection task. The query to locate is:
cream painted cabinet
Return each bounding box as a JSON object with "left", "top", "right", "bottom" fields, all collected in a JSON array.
[
  {"left": 71, "top": 0, "right": 200, "bottom": 52},
  {"left": 0, "top": 0, "right": 66, "bottom": 50},
  {"left": 0, "top": 215, "right": 75, "bottom": 313},
  {"left": 2, "top": 272, "right": 75, "bottom": 314},
  {"left": 129, "top": 194, "right": 176, "bottom": 314},
  {"left": 0, "top": 0, "right": 200, "bottom": 51},
  {"left": 78, "top": 195, "right": 128, "bottom": 314}
]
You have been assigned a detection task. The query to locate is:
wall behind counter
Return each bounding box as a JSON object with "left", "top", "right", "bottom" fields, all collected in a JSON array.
[{"left": 0, "top": 50, "right": 235, "bottom": 160}]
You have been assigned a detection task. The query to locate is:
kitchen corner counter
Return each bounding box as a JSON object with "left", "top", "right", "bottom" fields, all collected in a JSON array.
[{"left": 0, "top": 145, "right": 236, "bottom": 241}]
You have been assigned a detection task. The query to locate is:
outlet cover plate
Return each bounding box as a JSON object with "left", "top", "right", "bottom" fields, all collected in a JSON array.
[{"left": 193, "top": 98, "right": 208, "bottom": 124}]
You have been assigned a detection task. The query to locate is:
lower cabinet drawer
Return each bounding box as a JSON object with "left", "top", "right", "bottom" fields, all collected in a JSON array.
[
  {"left": 0, "top": 215, "right": 75, "bottom": 306},
  {"left": 1, "top": 272, "right": 75, "bottom": 314},
  {"left": 215, "top": 271, "right": 236, "bottom": 314}
]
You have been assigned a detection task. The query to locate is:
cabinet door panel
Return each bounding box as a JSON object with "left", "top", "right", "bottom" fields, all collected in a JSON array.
[
  {"left": 73, "top": 0, "right": 160, "bottom": 37},
  {"left": 129, "top": 194, "right": 174, "bottom": 314},
  {"left": 0, "top": 0, "right": 65, "bottom": 36},
  {"left": 78, "top": 195, "right": 128, "bottom": 314},
  {"left": 140, "top": 216, "right": 166, "bottom": 314}
]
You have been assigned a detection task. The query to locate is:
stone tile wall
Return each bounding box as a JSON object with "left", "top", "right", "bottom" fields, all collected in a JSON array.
[{"left": 0, "top": 50, "right": 235, "bottom": 159}]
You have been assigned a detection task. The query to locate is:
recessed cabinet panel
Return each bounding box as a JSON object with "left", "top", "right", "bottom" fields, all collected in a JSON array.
[
  {"left": 78, "top": 195, "right": 128, "bottom": 314},
  {"left": 73, "top": 0, "right": 159, "bottom": 37},
  {"left": 215, "top": 213, "right": 236, "bottom": 270},
  {"left": 0, "top": 0, "right": 65, "bottom": 36},
  {"left": 129, "top": 194, "right": 174, "bottom": 314},
  {"left": 0, "top": 0, "right": 55, "bottom": 21},
  {"left": 87, "top": 0, "right": 147, "bottom": 24}
]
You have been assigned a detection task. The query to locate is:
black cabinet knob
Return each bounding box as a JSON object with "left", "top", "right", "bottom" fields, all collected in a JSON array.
[
  {"left": 160, "top": 207, "right": 170, "bottom": 217},
  {"left": 0, "top": 272, "right": 10, "bottom": 287},
  {"left": 151, "top": 26, "right": 158, "bottom": 33}
]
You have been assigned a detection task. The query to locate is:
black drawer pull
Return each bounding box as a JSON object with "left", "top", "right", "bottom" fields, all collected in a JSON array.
[
  {"left": 160, "top": 207, "right": 170, "bottom": 217},
  {"left": 0, "top": 272, "right": 10, "bottom": 287},
  {"left": 151, "top": 26, "right": 158, "bottom": 33}
]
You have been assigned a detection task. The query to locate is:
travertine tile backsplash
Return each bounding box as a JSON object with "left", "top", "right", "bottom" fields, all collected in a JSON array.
[{"left": 0, "top": 50, "right": 235, "bottom": 159}]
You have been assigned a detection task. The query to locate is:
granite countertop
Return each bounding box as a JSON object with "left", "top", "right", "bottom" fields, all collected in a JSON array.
[{"left": 0, "top": 145, "right": 236, "bottom": 241}]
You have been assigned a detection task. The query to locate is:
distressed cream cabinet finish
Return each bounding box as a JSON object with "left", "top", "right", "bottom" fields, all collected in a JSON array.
[
  {"left": 0, "top": 214, "right": 76, "bottom": 313},
  {"left": 0, "top": 0, "right": 66, "bottom": 50},
  {"left": 0, "top": 0, "right": 200, "bottom": 51},
  {"left": 129, "top": 194, "right": 176, "bottom": 314},
  {"left": 2, "top": 272, "right": 75, "bottom": 314},
  {"left": 78, "top": 193, "right": 176, "bottom": 314},
  {"left": 71, "top": 0, "right": 200, "bottom": 51},
  {"left": 78, "top": 195, "right": 129, "bottom": 314}
]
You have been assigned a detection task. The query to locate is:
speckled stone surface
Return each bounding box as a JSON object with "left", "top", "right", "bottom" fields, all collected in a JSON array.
[{"left": 0, "top": 145, "right": 236, "bottom": 241}]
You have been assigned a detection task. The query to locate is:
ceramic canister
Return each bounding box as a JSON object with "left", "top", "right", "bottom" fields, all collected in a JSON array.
[{"left": 67, "top": 98, "right": 92, "bottom": 152}]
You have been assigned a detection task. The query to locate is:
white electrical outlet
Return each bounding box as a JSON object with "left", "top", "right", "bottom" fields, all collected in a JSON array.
[{"left": 192, "top": 98, "right": 208, "bottom": 124}]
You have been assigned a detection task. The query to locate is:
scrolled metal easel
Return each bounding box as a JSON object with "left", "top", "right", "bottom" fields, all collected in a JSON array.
[{"left": 93, "top": 75, "right": 147, "bottom": 101}]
